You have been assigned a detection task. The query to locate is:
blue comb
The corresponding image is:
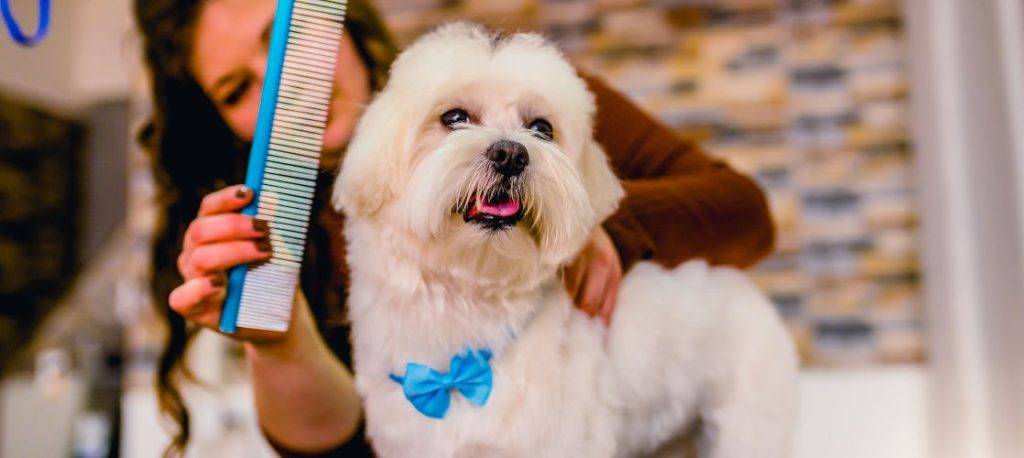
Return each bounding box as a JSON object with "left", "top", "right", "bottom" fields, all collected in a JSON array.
[{"left": 220, "top": 0, "right": 348, "bottom": 333}]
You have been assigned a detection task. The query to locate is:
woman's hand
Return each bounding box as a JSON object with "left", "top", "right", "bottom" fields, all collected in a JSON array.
[
  {"left": 563, "top": 227, "right": 623, "bottom": 326},
  {"left": 169, "top": 189, "right": 360, "bottom": 450},
  {"left": 169, "top": 184, "right": 284, "bottom": 341}
]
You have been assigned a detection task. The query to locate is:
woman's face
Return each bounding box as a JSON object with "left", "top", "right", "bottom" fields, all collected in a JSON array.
[{"left": 190, "top": 0, "right": 371, "bottom": 168}]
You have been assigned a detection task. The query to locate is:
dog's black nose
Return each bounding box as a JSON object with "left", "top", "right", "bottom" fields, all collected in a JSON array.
[{"left": 486, "top": 140, "right": 529, "bottom": 176}]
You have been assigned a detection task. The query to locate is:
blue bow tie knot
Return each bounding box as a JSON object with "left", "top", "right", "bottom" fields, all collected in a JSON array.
[{"left": 389, "top": 349, "right": 493, "bottom": 419}]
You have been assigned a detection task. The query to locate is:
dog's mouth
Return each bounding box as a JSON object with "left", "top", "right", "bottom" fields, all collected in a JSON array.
[{"left": 462, "top": 191, "right": 524, "bottom": 230}]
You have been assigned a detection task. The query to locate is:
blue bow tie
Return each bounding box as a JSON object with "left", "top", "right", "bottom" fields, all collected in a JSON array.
[{"left": 389, "top": 349, "right": 493, "bottom": 419}]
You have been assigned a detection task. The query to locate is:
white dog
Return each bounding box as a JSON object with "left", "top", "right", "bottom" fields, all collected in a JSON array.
[{"left": 332, "top": 23, "right": 798, "bottom": 458}]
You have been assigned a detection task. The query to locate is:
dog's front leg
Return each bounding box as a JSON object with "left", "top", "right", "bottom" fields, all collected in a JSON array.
[
  {"left": 692, "top": 343, "right": 797, "bottom": 458},
  {"left": 695, "top": 398, "right": 794, "bottom": 458}
]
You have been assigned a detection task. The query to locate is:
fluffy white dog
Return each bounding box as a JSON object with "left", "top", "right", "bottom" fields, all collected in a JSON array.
[{"left": 332, "top": 23, "right": 798, "bottom": 458}]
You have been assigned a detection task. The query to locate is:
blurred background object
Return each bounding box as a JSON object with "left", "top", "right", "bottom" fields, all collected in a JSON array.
[
  {"left": 0, "top": 0, "right": 134, "bottom": 456},
  {"left": 1, "top": 0, "right": 1023, "bottom": 457},
  {"left": 0, "top": 96, "right": 82, "bottom": 373}
]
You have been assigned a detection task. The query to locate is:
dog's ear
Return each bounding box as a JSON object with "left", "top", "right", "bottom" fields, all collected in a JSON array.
[
  {"left": 332, "top": 89, "right": 419, "bottom": 217},
  {"left": 578, "top": 139, "right": 624, "bottom": 222}
]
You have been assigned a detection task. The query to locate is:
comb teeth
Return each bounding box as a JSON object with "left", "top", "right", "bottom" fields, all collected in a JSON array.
[
  {"left": 227, "top": 0, "right": 348, "bottom": 333},
  {"left": 237, "top": 263, "right": 299, "bottom": 331}
]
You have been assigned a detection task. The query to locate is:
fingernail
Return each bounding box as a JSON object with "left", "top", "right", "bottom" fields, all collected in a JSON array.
[
  {"left": 210, "top": 276, "right": 225, "bottom": 287},
  {"left": 235, "top": 186, "right": 250, "bottom": 199},
  {"left": 256, "top": 238, "right": 273, "bottom": 253},
  {"left": 253, "top": 218, "right": 269, "bottom": 233}
]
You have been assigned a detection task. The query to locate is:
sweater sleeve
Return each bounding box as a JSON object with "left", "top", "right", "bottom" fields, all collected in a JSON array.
[{"left": 583, "top": 73, "right": 776, "bottom": 271}]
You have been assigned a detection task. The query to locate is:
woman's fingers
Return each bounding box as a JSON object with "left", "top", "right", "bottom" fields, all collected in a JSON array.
[
  {"left": 577, "top": 265, "right": 607, "bottom": 317},
  {"left": 169, "top": 185, "right": 294, "bottom": 342},
  {"left": 168, "top": 275, "right": 225, "bottom": 320},
  {"left": 182, "top": 239, "right": 272, "bottom": 278},
  {"left": 185, "top": 214, "right": 269, "bottom": 248},
  {"left": 598, "top": 271, "right": 620, "bottom": 326},
  {"left": 198, "top": 184, "right": 253, "bottom": 217},
  {"left": 179, "top": 185, "right": 268, "bottom": 276},
  {"left": 565, "top": 227, "right": 624, "bottom": 322},
  {"left": 562, "top": 262, "right": 586, "bottom": 300}
]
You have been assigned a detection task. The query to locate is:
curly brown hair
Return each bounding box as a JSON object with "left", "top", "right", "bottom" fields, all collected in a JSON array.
[{"left": 132, "top": 0, "right": 397, "bottom": 454}]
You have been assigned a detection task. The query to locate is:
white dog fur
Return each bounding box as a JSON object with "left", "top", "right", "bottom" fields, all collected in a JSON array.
[{"left": 332, "top": 23, "right": 798, "bottom": 457}]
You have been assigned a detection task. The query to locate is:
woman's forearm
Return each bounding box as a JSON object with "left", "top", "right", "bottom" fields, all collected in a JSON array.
[
  {"left": 603, "top": 167, "right": 775, "bottom": 270},
  {"left": 245, "top": 293, "right": 361, "bottom": 453}
]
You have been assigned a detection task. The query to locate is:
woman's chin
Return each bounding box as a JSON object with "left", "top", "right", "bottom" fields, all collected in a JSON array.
[
  {"left": 319, "top": 125, "right": 352, "bottom": 171},
  {"left": 319, "top": 144, "right": 344, "bottom": 171}
]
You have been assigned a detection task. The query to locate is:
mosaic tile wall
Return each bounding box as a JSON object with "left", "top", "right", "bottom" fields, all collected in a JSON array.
[{"left": 374, "top": 0, "right": 924, "bottom": 366}]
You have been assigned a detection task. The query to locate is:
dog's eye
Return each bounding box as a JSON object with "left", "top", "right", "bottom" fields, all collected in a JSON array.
[
  {"left": 440, "top": 108, "right": 470, "bottom": 129},
  {"left": 527, "top": 118, "right": 554, "bottom": 141}
]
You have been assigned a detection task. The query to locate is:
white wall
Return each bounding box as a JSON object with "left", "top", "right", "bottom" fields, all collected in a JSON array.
[
  {"left": 0, "top": 0, "right": 135, "bottom": 112},
  {"left": 0, "top": 0, "right": 70, "bottom": 106}
]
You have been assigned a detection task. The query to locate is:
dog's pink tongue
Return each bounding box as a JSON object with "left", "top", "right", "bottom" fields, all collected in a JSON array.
[{"left": 476, "top": 196, "right": 521, "bottom": 217}]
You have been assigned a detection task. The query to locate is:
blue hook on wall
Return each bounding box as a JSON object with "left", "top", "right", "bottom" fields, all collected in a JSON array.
[{"left": 1, "top": 0, "right": 50, "bottom": 47}]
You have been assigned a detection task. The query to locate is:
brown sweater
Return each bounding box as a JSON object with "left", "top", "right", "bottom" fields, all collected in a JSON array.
[{"left": 268, "top": 75, "right": 775, "bottom": 456}]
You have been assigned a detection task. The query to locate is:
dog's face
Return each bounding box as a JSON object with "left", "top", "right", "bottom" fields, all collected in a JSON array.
[{"left": 333, "top": 24, "right": 623, "bottom": 279}]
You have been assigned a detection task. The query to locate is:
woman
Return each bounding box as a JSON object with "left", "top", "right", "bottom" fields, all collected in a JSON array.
[{"left": 135, "top": 0, "right": 775, "bottom": 455}]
